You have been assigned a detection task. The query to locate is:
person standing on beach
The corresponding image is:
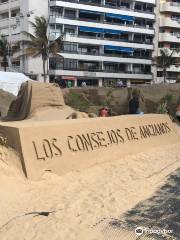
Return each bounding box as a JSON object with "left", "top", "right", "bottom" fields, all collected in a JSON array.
[
  {"left": 176, "top": 105, "right": 180, "bottom": 122},
  {"left": 129, "top": 96, "right": 139, "bottom": 114}
]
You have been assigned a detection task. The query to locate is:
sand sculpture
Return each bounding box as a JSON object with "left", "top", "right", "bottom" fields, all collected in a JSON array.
[
  {"left": 3, "top": 81, "right": 93, "bottom": 121},
  {"left": 0, "top": 82, "right": 180, "bottom": 240},
  {"left": 0, "top": 81, "right": 180, "bottom": 180},
  {"left": 0, "top": 113, "right": 179, "bottom": 180}
]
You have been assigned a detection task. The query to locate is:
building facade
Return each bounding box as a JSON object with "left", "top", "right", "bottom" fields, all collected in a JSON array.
[
  {"left": 157, "top": 0, "right": 180, "bottom": 83},
  {"left": 0, "top": 0, "right": 48, "bottom": 81},
  {"left": 49, "top": 0, "right": 156, "bottom": 86},
  {"left": 0, "top": 0, "right": 158, "bottom": 86}
]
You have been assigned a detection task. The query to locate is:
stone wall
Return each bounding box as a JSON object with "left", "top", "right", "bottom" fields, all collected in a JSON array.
[{"left": 63, "top": 84, "right": 180, "bottom": 117}]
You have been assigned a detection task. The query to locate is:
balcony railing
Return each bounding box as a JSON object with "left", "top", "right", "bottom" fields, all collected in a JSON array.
[
  {"left": 50, "top": 15, "right": 154, "bottom": 31},
  {"left": 64, "top": 33, "right": 154, "bottom": 45},
  {"left": 60, "top": 49, "right": 152, "bottom": 59},
  {"left": 0, "top": 66, "right": 21, "bottom": 72},
  {"left": 50, "top": 0, "right": 155, "bottom": 15},
  {"left": 169, "top": 2, "right": 180, "bottom": 7},
  {"left": 50, "top": 65, "right": 151, "bottom": 75},
  {"left": 0, "top": 0, "right": 18, "bottom": 5}
]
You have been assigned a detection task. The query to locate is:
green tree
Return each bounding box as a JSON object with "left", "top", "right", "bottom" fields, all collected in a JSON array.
[
  {"left": 0, "top": 35, "right": 9, "bottom": 72},
  {"left": 154, "top": 48, "right": 178, "bottom": 83},
  {"left": 22, "top": 16, "right": 62, "bottom": 82}
]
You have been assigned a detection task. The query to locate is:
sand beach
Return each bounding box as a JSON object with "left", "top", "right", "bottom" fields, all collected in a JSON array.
[{"left": 0, "top": 82, "right": 179, "bottom": 240}]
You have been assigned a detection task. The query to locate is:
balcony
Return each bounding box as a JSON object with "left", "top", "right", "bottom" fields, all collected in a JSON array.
[
  {"left": 156, "top": 77, "right": 177, "bottom": 83},
  {"left": 159, "top": 33, "right": 180, "bottom": 43},
  {"left": 158, "top": 48, "right": 180, "bottom": 57},
  {"left": 58, "top": 52, "right": 152, "bottom": 64},
  {"left": 158, "top": 65, "right": 180, "bottom": 73},
  {"left": 50, "top": 31, "right": 154, "bottom": 49},
  {"left": 159, "top": 17, "right": 180, "bottom": 28},
  {"left": 50, "top": 17, "right": 154, "bottom": 35},
  {"left": 167, "top": 65, "right": 180, "bottom": 72},
  {"left": 0, "top": 66, "right": 21, "bottom": 72},
  {"left": 63, "top": 34, "right": 154, "bottom": 50},
  {"left": 160, "top": 2, "right": 180, "bottom": 14},
  {"left": 0, "top": 17, "right": 16, "bottom": 29},
  {"left": 50, "top": 15, "right": 154, "bottom": 35},
  {"left": 50, "top": 0, "right": 155, "bottom": 20},
  {"left": 0, "top": 0, "right": 19, "bottom": 12},
  {"left": 49, "top": 69, "right": 152, "bottom": 79},
  {"left": 51, "top": 0, "right": 156, "bottom": 12}
]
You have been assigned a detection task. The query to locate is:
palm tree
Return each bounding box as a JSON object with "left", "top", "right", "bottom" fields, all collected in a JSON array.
[
  {"left": 0, "top": 35, "right": 10, "bottom": 72},
  {"left": 22, "top": 16, "right": 62, "bottom": 82},
  {"left": 154, "top": 48, "right": 178, "bottom": 83}
]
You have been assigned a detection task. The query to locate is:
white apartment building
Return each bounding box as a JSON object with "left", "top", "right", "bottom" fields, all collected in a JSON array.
[
  {"left": 0, "top": 0, "right": 156, "bottom": 86},
  {"left": 49, "top": 0, "right": 156, "bottom": 86},
  {"left": 157, "top": 0, "right": 180, "bottom": 83},
  {"left": 0, "top": 0, "right": 48, "bottom": 81}
]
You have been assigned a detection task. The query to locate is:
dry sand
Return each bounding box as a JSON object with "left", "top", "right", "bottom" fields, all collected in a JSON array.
[{"left": 0, "top": 130, "right": 180, "bottom": 239}]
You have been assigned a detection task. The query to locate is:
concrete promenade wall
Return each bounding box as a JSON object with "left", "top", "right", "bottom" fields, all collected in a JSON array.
[{"left": 63, "top": 84, "right": 180, "bottom": 116}]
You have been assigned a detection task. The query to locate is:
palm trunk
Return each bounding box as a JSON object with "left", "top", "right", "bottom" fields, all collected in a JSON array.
[
  {"left": 43, "top": 59, "right": 46, "bottom": 82},
  {"left": 3, "top": 55, "right": 7, "bottom": 72},
  {"left": 46, "top": 57, "right": 49, "bottom": 82},
  {"left": 4, "top": 63, "right": 6, "bottom": 72},
  {"left": 163, "top": 68, "right": 167, "bottom": 84}
]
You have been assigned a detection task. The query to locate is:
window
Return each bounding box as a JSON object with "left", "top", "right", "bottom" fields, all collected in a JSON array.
[
  {"left": 11, "top": 9, "right": 20, "bottom": 18},
  {"left": 64, "top": 59, "right": 77, "bottom": 69},
  {"left": 158, "top": 43, "right": 164, "bottom": 48},
  {"left": 170, "top": 43, "right": 180, "bottom": 49},
  {"left": 157, "top": 71, "right": 163, "bottom": 77},
  {"left": 64, "top": 28, "right": 75, "bottom": 34},
  {"left": 64, "top": 9, "right": 76, "bottom": 19},
  {"left": 63, "top": 42, "right": 77, "bottom": 52},
  {"left": 50, "top": 7, "right": 63, "bottom": 18}
]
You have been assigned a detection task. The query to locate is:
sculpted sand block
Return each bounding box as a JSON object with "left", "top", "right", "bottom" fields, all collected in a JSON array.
[{"left": 0, "top": 114, "right": 179, "bottom": 180}]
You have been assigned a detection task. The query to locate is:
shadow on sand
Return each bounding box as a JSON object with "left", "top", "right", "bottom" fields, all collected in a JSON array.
[{"left": 107, "top": 168, "right": 180, "bottom": 239}]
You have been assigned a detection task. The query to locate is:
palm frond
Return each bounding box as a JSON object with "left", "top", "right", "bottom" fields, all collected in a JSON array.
[
  {"left": 16, "top": 16, "right": 63, "bottom": 81},
  {"left": 155, "top": 48, "right": 177, "bottom": 69}
]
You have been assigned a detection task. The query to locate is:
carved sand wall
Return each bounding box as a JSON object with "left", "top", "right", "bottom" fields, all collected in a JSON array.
[{"left": 0, "top": 114, "right": 179, "bottom": 179}]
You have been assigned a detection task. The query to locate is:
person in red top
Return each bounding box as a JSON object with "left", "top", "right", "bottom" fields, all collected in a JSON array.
[{"left": 99, "top": 107, "right": 109, "bottom": 117}]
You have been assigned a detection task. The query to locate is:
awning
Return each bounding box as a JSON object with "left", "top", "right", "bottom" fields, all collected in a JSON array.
[
  {"left": 105, "top": 13, "right": 134, "bottom": 21},
  {"left": 104, "top": 45, "right": 134, "bottom": 53},
  {"left": 61, "top": 76, "right": 77, "bottom": 81},
  {"left": 79, "top": 26, "right": 125, "bottom": 35},
  {"left": 79, "top": 10, "right": 102, "bottom": 15},
  {"left": 79, "top": 26, "right": 103, "bottom": 33},
  {"left": 104, "top": 29, "right": 124, "bottom": 35}
]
